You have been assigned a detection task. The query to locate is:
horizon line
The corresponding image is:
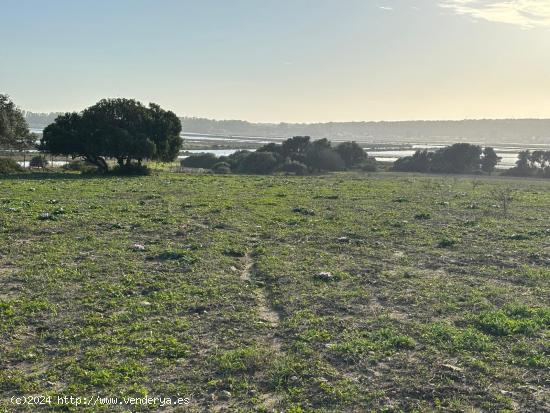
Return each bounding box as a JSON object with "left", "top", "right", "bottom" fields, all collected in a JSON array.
[{"left": 22, "top": 109, "right": 550, "bottom": 125}]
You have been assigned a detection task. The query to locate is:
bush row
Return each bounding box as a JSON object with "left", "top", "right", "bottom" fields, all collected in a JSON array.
[{"left": 181, "top": 136, "right": 377, "bottom": 175}]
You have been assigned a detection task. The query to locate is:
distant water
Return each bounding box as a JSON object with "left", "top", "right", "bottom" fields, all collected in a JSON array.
[
  {"left": 179, "top": 149, "right": 255, "bottom": 158},
  {"left": 18, "top": 161, "right": 69, "bottom": 167},
  {"left": 25, "top": 130, "right": 538, "bottom": 169}
]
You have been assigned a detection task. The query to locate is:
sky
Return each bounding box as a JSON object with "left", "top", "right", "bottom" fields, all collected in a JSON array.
[{"left": 1, "top": 0, "right": 550, "bottom": 122}]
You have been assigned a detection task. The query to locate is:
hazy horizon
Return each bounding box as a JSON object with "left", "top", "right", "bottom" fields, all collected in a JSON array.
[
  {"left": 3, "top": 0, "right": 550, "bottom": 122},
  {"left": 22, "top": 109, "right": 550, "bottom": 125}
]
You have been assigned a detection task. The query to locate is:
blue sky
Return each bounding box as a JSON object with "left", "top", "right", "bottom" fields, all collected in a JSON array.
[{"left": 2, "top": 0, "right": 550, "bottom": 122}]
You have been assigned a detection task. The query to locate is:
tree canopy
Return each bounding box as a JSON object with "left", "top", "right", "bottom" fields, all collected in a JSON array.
[
  {"left": 392, "top": 143, "right": 498, "bottom": 175},
  {"left": 503, "top": 150, "right": 550, "bottom": 178},
  {"left": 0, "top": 94, "right": 35, "bottom": 149},
  {"left": 40, "top": 98, "right": 182, "bottom": 171}
]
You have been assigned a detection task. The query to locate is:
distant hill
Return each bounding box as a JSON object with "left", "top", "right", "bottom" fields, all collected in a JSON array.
[
  {"left": 24, "top": 112, "right": 550, "bottom": 145},
  {"left": 24, "top": 111, "right": 63, "bottom": 129},
  {"left": 179, "top": 117, "right": 550, "bottom": 145}
]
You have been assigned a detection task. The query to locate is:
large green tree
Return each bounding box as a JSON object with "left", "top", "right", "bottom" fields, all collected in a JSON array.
[
  {"left": 0, "top": 94, "right": 35, "bottom": 149},
  {"left": 40, "top": 98, "right": 182, "bottom": 171}
]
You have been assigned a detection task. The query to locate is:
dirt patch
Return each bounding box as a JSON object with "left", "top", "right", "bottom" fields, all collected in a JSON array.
[
  {"left": 0, "top": 266, "right": 22, "bottom": 299},
  {"left": 240, "top": 251, "right": 284, "bottom": 410},
  {"left": 241, "top": 252, "right": 281, "bottom": 347}
]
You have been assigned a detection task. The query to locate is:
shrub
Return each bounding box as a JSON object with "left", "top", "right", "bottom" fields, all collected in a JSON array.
[
  {"left": 181, "top": 153, "right": 218, "bottom": 169},
  {"left": 437, "top": 238, "right": 457, "bottom": 248},
  {"left": 335, "top": 141, "right": 367, "bottom": 168},
  {"left": 502, "top": 166, "right": 537, "bottom": 177},
  {"left": 212, "top": 161, "right": 231, "bottom": 174},
  {"left": 237, "top": 151, "right": 278, "bottom": 174},
  {"left": 392, "top": 150, "right": 432, "bottom": 172},
  {"left": 0, "top": 158, "right": 24, "bottom": 174},
  {"left": 29, "top": 155, "right": 49, "bottom": 168},
  {"left": 221, "top": 150, "right": 252, "bottom": 169},
  {"left": 276, "top": 160, "right": 308, "bottom": 175},
  {"left": 392, "top": 144, "right": 485, "bottom": 174},
  {"left": 430, "top": 143, "right": 482, "bottom": 174},
  {"left": 305, "top": 148, "right": 345, "bottom": 172},
  {"left": 256, "top": 142, "right": 283, "bottom": 160},
  {"left": 63, "top": 160, "right": 98, "bottom": 173},
  {"left": 110, "top": 164, "right": 151, "bottom": 176},
  {"left": 481, "top": 147, "right": 501, "bottom": 174},
  {"left": 359, "top": 158, "right": 378, "bottom": 172}
]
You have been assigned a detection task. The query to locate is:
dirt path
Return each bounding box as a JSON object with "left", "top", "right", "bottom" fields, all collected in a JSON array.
[
  {"left": 234, "top": 250, "right": 284, "bottom": 411},
  {"left": 240, "top": 251, "right": 282, "bottom": 352}
]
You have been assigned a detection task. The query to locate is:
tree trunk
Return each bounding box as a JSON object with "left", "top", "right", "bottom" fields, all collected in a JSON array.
[
  {"left": 86, "top": 156, "right": 108, "bottom": 172},
  {"left": 97, "top": 157, "right": 108, "bottom": 171}
]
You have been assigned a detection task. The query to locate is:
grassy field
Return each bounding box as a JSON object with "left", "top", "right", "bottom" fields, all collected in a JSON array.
[{"left": 0, "top": 171, "right": 548, "bottom": 412}]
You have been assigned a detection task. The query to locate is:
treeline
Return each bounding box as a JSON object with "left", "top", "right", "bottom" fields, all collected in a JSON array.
[
  {"left": 390, "top": 144, "right": 550, "bottom": 178},
  {"left": 181, "top": 136, "right": 376, "bottom": 175},
  {"left": 503, "top": 151, "right": 550, "bottom": 178},
  {"left": 392, "top": 143, "right": 501, "bottom": 174}
]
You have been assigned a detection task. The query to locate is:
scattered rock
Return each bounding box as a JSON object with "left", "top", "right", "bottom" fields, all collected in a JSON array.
[
  {"left": 442, "top": 364, "right": 463, "bottom": 373},
  {"left": 437, "top": 238, "right": 457, "bottom": 248},
  {"left": 315, "top": 272, "right": 334, "bottom": 281},
  {"left": 38, "top": 212, "right": 56, "bottom": 221},
  {"left": 132, "top": 243, "right": 146, "bottom": 251},
  {"left": 337, "top": 236, "right": 350, "bottom": 243},
  {"left": 508, "top": 233, "right": 529, "bottom": 241},
  {"left": 219, "top": 390, "right": 232, "bottom": 400},
  {"left": 223, "top": 248, "right": 245, "bottom": 257},
  {"left": 393, "top": 197, "right": 409, "bottom": 203},
  {"left": 292, "top": 207, "right": 315, "bottom": 216}
]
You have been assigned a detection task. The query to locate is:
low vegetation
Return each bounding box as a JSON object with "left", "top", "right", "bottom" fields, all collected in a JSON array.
[
  {"left": 503, "top": 150, "right": 550, "bottom": 178},
  {"left": 0, "top": 157, "right": 25, "bottom": 174},
  {"left": 0, "top": 171, "right": 548, "bottom": 411},
  {"left": 182, "top": 136, "right": 377, "bottom": 175},
  {"left": 392, "top": 143, "right": 500, "bottom": 175},
  {"left": 29, "top": 155, "right": 49, "bottom": 169}
]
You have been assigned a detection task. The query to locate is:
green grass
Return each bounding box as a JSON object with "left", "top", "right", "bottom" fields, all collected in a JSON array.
[{"left": 0, "top": 171, "right": 548, "bottom": 411}]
